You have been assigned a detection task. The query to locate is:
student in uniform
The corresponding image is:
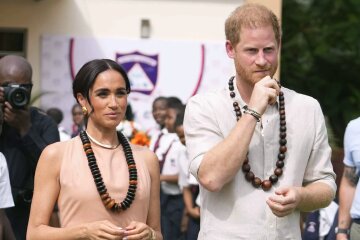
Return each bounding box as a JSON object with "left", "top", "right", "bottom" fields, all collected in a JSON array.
[
  {"left": 175, "top": 108, "right": 200, "bottom": 240},
  {"left": 158, "top": 97, "right": 185, "bottom": 240}
]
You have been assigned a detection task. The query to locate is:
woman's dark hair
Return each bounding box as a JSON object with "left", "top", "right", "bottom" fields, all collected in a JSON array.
[{"left": 72, "top": 59, "right": 131, "bottom": 107}]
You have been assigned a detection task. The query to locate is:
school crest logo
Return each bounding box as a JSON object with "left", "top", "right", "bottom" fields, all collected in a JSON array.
[{"left": 116, "top": 51, "right": 158, "bottom": 95}]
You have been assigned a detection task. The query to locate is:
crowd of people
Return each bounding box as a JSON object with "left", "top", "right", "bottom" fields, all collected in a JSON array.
[{"left": 0, "top": 3, "right": 358, "bottom": 240}]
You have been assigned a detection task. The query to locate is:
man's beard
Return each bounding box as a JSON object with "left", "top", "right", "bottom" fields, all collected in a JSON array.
[{"left": 236, "top": 62, "right": 278, "bottom": 85}]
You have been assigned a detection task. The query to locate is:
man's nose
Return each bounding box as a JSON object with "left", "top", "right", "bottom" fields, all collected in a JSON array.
[{"left": 255, "top": 51, "right": 267, "bottom": 66}]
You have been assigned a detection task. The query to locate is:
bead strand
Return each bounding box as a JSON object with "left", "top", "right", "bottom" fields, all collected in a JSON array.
[
  {"left": 80, "top": 130, "right": 138, "bottom": 212},
  {"left": 228, "top": 76, "right": 287, "bottom": 191}
]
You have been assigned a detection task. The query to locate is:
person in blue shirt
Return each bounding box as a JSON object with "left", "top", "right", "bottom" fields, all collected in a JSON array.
[{"left": 337, "top": 117, "right": 360, "bottom": 240}]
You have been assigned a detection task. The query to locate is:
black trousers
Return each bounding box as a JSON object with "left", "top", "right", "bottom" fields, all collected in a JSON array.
[
  {"left": 5, "top": 203, "right": 30, "bottom": 240},
  {"left": 160, "top": 191, "right": 184, "bottom": 240}
]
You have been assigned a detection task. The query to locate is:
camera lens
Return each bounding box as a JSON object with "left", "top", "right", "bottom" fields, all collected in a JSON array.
[
  {"left": 14, "top": 91, "right": 26, "bottom": 103},
  {"left": 10, "top": 88, "right": 28, "bottom": 108},
  {"left": 4, "top": 86, "right": 30, "bottom": 108}
]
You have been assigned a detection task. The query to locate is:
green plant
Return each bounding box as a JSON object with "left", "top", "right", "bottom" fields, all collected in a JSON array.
[{"left": 281, "top": 0, "right": 360, "bottom": 146}]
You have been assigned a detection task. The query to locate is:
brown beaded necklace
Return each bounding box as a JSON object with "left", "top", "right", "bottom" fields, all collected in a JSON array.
[
  {"left": 80, "top": 130, "right": 137, "bottom": 212},
  {"left": 228, "top": 76, "right": 287, "bottom": 191}
]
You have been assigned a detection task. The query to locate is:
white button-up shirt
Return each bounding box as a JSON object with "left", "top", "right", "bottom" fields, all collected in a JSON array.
[
  {"left": 0, "top": 152, "right": 14, "bottom": 208},
  {"left": 150, "top": 128, "right": 182, "bottom": 195},
  {"left": 184, "top": 83, "right": 336, "bottom": 240}
]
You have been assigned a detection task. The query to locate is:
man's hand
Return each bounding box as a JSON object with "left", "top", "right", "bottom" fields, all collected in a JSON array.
[
  {"left": 3, "top": 101, "right": 31, "bottom": 136},
  {"left": 248, "top": 76, "right": 280, "bottom": 115},
  {"left": 0, "top": 86, "right": 5, "bottom": 104},
  {"left": 336, "top": 233, "right": 349, "bottom": 240},
  {"left": 266, "top": 186, "right": 302, "bottom": 217}
]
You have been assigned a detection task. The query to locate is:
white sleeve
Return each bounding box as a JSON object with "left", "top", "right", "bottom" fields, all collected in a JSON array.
[
  {"left": 0, "top": 153, "right": 14, "bottom": 208},
  {"left": 178, "top": 148, "right": 190, "bottom": 190},
  {"left": 184, "top": 95, "right": 223, "bottom": 179}
]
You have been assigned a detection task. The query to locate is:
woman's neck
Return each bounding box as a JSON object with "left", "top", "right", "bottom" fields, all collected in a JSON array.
[{"left": 85, "top": 125, "right": 119, "bottom": 147}]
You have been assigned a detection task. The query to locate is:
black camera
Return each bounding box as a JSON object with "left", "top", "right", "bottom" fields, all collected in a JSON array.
[{"left": 3, "top": 85, "right": 31, "bottom": 109}]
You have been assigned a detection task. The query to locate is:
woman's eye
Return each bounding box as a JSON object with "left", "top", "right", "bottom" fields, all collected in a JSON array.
[
  {"left": 116, "top": 90, "right": 127, "bottom": 97},
  {"left": 97, "top": 92, "right": 108, "bottom": 97}
]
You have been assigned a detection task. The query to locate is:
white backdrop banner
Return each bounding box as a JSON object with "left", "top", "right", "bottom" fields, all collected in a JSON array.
[{"left": 40, "top": 35, "right": 234, "bottom": 133}]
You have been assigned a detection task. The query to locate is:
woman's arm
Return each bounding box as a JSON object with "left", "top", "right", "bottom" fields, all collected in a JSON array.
[
  {"left": 144, "top": 150, "right": 162, "bottom": 239},
  {"left": 27, "top": 142, "right": 125, "bottom": 240},
  {"left": 124, "top": 149, "right": 163, "bottom": 240}
]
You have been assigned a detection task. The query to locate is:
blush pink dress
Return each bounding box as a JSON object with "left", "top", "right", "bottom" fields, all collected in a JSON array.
[{"left": 57, "top": 137, "right": 151, "bottom": 228}]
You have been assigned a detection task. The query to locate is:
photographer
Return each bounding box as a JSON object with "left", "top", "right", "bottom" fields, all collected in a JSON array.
[{"left": 0, "top": 55, "right": 59, "bottom": 239}]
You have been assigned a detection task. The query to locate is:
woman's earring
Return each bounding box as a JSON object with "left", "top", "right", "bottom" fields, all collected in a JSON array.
[{"left": 82, "top": 106, "right": 88, "bottom": 116}]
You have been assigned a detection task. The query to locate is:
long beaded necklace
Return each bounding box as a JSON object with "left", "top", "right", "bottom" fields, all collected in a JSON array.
[
  {"left": 228, "top": 76, "right": 287, "bottom": 191},
  {"left": 80, "top": 130, "right": 137, "bottom": 211}
]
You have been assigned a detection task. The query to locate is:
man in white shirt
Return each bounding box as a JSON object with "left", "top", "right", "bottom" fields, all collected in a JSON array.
[{"left": 184, "top": 3, "right": 336, "bottom": 239}]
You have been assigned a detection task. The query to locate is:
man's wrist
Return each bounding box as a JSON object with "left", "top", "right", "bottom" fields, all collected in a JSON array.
[
  {"left": 243, "top": 106, "right": 261, "bottom": 122},
  {"left": 150, "top": 228, "right": 156, "bottom": 240},
  {"left": 335, "top": 227, "right": 350, "bottom": 235}
]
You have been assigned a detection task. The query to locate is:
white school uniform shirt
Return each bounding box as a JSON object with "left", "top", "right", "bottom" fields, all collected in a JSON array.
[
  {"left": 178, "top": 144, "right": 199, "bottom": 187},
  {"left": 0, "top": 152, "right": 14, "bottom": 208},
  {"left": 149, "top": 128, "right": 175, "bottom": 159},
  {"left": 159, "top": 135, "right": 182, "bottom": 195},
  {"left": 147, "top": 125, "right": 161, "bottom": 145},
  {"left": 59, "top": 126, "right": 71, "bottom": 142},
  {"left": 178, "top": 144, "right": 201, "bottom": 206}
]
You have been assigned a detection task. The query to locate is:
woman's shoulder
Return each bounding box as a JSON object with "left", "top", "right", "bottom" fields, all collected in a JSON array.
[
  {"left": 131, "top": 144, "right": 158, "bottom": 168},
  {"left": 131, "top": 144, "right": 157, "bottom": 159},
  {"left": 41, "top": 137, "right": 77, "bottom": 163}
]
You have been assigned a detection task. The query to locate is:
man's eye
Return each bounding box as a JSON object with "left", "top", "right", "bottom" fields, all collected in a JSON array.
[
  {"left": 264, "top": 48, "right": 274, "bottom": 53},
  {"left": 246, "top": 49, "right": 257, "bottom": 54}
]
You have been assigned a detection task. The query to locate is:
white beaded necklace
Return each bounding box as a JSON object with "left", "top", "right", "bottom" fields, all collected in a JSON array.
[{"left": 85, "top": 131, "right": 119, "bottom": 149}]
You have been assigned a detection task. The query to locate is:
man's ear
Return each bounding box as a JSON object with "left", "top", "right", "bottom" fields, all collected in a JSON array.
[{"left": 225, "top": 40, "right": 236, "bottom": 59}]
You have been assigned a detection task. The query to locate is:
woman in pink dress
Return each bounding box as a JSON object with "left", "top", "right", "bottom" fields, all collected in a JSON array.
[{"left": 27, "top": 59, "right": 162, "bottom": 240}]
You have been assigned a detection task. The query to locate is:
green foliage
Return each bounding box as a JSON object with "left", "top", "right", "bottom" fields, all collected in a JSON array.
[{"left": 281, "top": 0, "right": 360, "bottom": 147}]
